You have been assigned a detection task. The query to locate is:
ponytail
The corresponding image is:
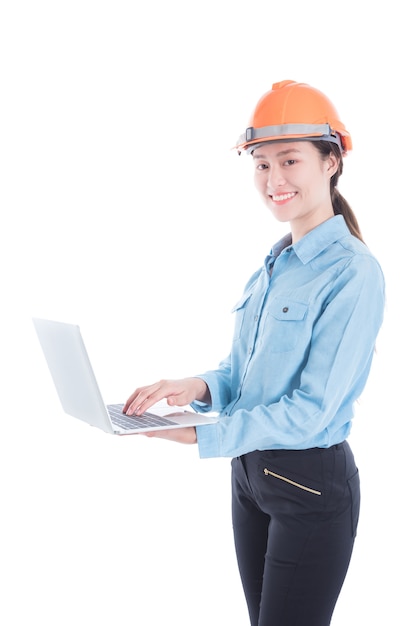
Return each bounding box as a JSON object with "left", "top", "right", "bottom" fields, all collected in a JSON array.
[
  {"left": 314, "top": 141, "right": 365, "bottom": 244},
  {"left": 331, "top": 187, "right": 364, "bottom": 243}
]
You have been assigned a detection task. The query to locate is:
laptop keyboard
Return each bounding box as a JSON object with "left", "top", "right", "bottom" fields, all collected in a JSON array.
[{"left": 107, "top": 404, "right": 178, "bottom": 430}]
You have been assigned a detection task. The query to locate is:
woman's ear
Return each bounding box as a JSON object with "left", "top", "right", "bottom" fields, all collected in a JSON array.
[{"left": 327, "top": 152, "right": 340, "bottom": 178}]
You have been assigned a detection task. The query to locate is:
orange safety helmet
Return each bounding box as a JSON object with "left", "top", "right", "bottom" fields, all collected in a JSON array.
[{"left": 235, "top": 80, "right": 352, "bottom": 156}]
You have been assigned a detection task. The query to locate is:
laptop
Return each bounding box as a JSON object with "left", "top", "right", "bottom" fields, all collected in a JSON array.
[{"left": 32, "top": 317, "right": 219, "bottom": 435}]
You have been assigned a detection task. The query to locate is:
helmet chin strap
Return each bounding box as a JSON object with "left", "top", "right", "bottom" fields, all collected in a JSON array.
[
  {"left": 236, "top": 123, "right": 343, "bottom": 156},
  {"left": 243, "top": 123, "right": 334, "bottom": 143},
  {"left": 243, "top": 134, "right": 343, "bottom": 156}
]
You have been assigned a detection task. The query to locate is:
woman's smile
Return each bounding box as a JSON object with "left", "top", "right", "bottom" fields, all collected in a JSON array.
[{"left": 270, "top": 191, "right": 297, "bottom": 203}]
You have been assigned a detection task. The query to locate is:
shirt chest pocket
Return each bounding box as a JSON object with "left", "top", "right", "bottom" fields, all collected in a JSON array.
[
  {"left": 262, "top": 298, "right": 309, "bottom": 352},
  {"left": 231, "top": 292, "right": 253, "bottom": 341}
]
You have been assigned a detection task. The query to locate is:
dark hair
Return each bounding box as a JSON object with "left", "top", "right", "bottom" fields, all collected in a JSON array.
[{"left": 313, "top": 141, "right": 365, "bottom": 244}]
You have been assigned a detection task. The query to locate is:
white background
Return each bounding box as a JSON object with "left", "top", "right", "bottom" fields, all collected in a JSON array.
[{"left": 1, "top": 1, "right": 416, "bottom": 624}]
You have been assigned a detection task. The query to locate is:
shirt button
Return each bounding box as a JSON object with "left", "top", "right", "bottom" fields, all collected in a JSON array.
[
  {"left": 282, "top": 307, "right": 289, "bottom": 313},
  {"left": 254, "top": 315, "right": 259, "bottom": 322}
]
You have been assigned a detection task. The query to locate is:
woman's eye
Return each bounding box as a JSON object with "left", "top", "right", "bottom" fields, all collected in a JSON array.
[
  {"left": 284, "top": 159, "right": 296, "bottom": 166},
  {"left": 256, "top": 163, "right": 268, "bottom": 170}
]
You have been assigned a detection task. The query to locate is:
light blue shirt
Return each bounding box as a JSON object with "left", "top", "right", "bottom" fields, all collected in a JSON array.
[{"left": 193, "top": 215, "right": 385, "bottom": 459}]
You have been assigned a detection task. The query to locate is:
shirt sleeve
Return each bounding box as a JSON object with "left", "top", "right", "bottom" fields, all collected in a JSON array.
[
  {"left": 195, "top": 253, "right": 385, "bottom": 458},
  {"left": 190, "top": 353, "right": 233, "bottom": 413}
]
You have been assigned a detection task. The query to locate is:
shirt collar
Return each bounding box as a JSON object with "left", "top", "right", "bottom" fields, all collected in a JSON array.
[{"left": 271, "top": 215, "right": 351, "bottom": 265}]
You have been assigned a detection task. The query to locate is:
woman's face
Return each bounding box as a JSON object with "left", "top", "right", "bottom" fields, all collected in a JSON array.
[{"left": 252, "top": 140, "right": 338, "bottom": 241}]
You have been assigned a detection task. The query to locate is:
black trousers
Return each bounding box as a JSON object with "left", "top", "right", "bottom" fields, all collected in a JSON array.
[{"left": 231, "top": 442, "right": 360, "bottom": 626}]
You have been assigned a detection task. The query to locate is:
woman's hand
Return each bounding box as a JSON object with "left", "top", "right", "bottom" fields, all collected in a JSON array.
[
  {"left": 123, "top": 378, "right": 209, "bottom": 445},
  {"left": 141, "top": 426, "right": 197, "bottom": 444},
  {"left": 123, "top": 377, "right": 210, "bottom": 417}
]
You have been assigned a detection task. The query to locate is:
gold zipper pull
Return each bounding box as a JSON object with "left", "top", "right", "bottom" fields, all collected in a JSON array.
[{"left": 263, "top": 468, "right": 321, "bottom": 496}]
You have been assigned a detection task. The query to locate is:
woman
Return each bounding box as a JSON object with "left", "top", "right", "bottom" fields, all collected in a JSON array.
[{"left": 123, "top": 80, "right": 385, "bottom": 625}]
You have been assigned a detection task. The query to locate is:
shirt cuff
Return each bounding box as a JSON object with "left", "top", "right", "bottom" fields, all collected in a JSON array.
[{"left": 196, "top": 423, "right": 221, "bottom": 458}]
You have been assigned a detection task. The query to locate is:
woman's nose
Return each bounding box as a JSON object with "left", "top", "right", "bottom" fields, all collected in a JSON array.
[{"left": 268, "top": 167, "right": 286, "bottom": 189}]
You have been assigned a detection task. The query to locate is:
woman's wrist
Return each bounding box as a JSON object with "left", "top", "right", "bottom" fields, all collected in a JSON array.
[{"left": 190, "top": 377, "right": 211, "bottom": 405}]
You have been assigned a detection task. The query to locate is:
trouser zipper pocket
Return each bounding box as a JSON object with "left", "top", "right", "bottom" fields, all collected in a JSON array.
[{"left": 263, "top": 468, "right": 322, "bottom": 496}]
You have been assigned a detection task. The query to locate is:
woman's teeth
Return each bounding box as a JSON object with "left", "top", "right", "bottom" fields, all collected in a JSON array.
[{"left": 272, "top": 192, "right": 296, "bottom": 201}]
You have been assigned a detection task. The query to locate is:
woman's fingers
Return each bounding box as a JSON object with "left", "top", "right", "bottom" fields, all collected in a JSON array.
[
  {"left": 123, "top": 378, "right": 207, "bottom": 416},
  {"left": 124, "top": 380, "right": 184, "bottom": 415}
]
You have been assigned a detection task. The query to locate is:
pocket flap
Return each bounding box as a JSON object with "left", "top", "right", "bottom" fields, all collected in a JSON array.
[
  {"left": 269, "top": 298, "right": 308, "bottom": 321},
  {"left": 231, "top": 292, "right": 252, "bottom": 313}
]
